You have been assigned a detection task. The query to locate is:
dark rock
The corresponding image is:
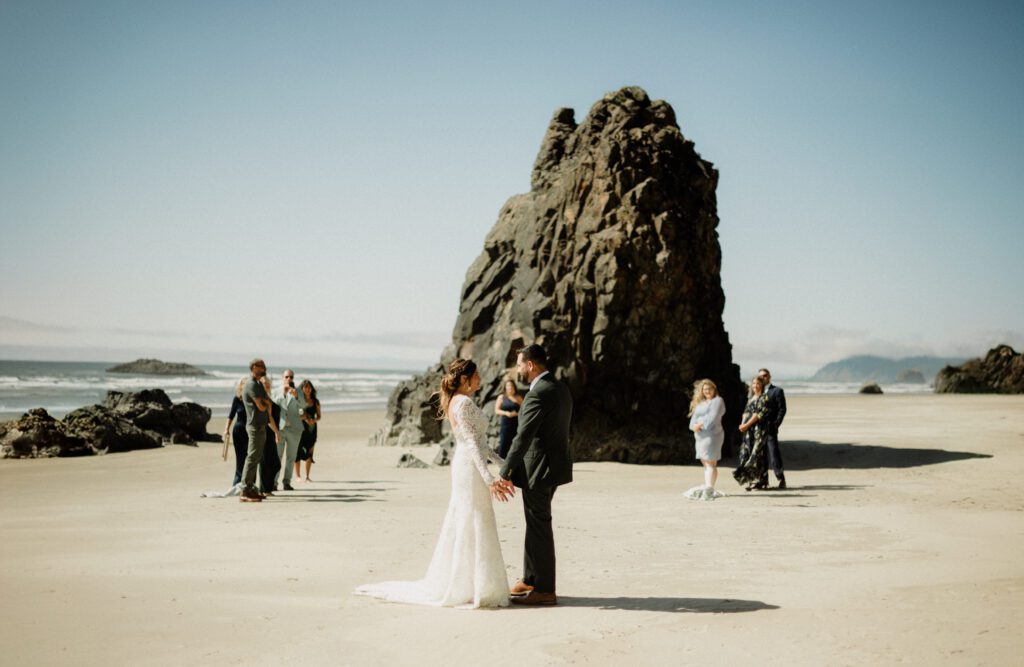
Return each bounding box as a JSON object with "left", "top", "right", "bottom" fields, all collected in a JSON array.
[
  {"left": 172, "top": 402, "right": 218, "bottom": 442},
  {"left": 397, "top": 453, "right": 430, "bottom": 469},
  {"left": 432, "top": 444, "right": 452, "bottom": 467},
  {"left": 859, "top": 383, "right": 884, "bottom": 394},
  {"left": 104, "top": 389, "right": 217, "bottom": 444},
  {"left": 106, "top": 358, "right": 207, "bottom": 375},
  {"left": 371, "top": 87, "right": 744, "bottom": 463},
  {"left": 62, "top": 405, "right": 162, "bottom": 454},
  {"left": 895, "top": 369, "right": 926, "bottom": 384},
  {"left": 935, "top": 345, "right": 1024, "bottom": 394},
  {"left": 0, "top": 408, "right": 90, "bottom": 458}
]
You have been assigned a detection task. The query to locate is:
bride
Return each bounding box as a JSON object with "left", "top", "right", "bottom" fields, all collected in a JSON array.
[{"left": 355, "top": 359, "right": 515, "bottom": 609}]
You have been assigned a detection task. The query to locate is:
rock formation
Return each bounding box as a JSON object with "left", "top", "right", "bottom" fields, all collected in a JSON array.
[
  {"left": 63, "top": 405, "right": 162, "bottom": 454},
  {"left": 0, "top": 390, "right": 218, "bottom": 459},
  {"left": 935, "top": 345, "right": 1024, "bottom": 394},
  {"left": 895, "top": 369, "right": 926, "bottom": 384},
  {"left": 104, "top": 389, "right": 218, "bottom": 444},
  {"left": 859, "top": 383, "right": 883, "bottom": 394},
  {"left": 372, "top": 86, "right": 744, "bottom": 464},
  {"left": 0, "top": 409, "right": 91, "bottom": 458},
  {"left": 106, "top": 358, "right": 207, "bottom": 376}
]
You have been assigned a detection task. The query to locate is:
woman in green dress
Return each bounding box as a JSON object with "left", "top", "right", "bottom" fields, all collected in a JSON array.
[{"left": 733, "top": 375, "right": 768, "bottom": 491}]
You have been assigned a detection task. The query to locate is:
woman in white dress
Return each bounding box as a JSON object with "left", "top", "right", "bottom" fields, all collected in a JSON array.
[
  {"left": 355, "top": 359, "right": 513, "bottom": 609},
  {"left": 684, "top": 378, "right": 726, "bottom": 501}
]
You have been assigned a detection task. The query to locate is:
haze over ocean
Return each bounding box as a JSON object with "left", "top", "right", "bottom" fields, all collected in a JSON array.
[{"left": 1, "top": 1, "right": 1022, "bottom": 377}]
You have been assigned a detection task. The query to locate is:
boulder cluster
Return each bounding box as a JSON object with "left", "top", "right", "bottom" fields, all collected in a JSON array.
[
  {"left": 934, "top": 345, "right": 1024, "bottom": 394},
  {"left": 0, "top": 389, "right": 219, "bottom": 459},
  {"left": 372, "top": 87, "right": 744, "bottom": 464}
]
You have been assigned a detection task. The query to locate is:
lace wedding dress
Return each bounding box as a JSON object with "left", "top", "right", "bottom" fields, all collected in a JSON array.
[{"left": 355, "top": 394, "right": 510, "bottom": 609}]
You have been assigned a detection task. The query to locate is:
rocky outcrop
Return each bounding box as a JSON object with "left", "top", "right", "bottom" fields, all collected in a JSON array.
[
  {"left": 371, "top": 87, "right": 744, "bottom": 464},
  {"left": 895, "top": 369, "right": 926, "bottom": 384},
  {"left": 397, "top": 453, "right": 430, "bottom": 469},
  {"left": 106, "top": 358, "right": 207, "bottom": 376},
  {"left": 0, "top": 390, "right": 218, "bottom": 459},
  {"left": 859, "top": 383, "right": 884, "bottom": 394},
  {"left": 104, "top": 389, "right": 217, "bottom": 444},
  {"left": 935, "top": 345, "right": 1024, "bottom": 394},
  {"left": 62, "top": 405, "right": 162, "bottom": 454},
  {"left": 0, "top": 409, "right": 90, "bottom": 458}
]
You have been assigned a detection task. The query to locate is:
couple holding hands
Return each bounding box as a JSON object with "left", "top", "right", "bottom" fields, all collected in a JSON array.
[{"left": 357, "top": 344, "right": 573, "bottom": 608}]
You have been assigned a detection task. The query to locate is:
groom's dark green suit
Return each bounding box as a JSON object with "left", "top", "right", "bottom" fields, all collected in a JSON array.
[{"left": 499, "top": 372, "right": 573, "bottom": 593}]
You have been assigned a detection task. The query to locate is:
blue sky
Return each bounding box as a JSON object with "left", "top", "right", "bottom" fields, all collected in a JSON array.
[{"left": 1, "top": 1, "right": 1022, "bottom": 375}]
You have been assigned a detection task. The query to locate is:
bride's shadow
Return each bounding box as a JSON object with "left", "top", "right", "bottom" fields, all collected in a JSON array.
[{"left": 555, "top": 597, "right": 778, "bottom": 613}]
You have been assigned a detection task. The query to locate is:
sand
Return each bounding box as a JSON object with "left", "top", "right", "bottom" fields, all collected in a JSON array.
[{"left": 1, "top": 395, "right": 1023, "bottom": 666}]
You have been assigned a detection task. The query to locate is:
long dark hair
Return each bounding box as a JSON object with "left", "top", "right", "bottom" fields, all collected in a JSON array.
[
  {"left": 437, "top": 358, "right": 477, "bottom": 419},
  {"left": 300, "top": 379, "right": 318, "bottom": 405}
]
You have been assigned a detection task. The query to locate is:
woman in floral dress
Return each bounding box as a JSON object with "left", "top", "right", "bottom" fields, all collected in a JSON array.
[{"left": 733, "top": 375, "right": 769, "bottom": 491}]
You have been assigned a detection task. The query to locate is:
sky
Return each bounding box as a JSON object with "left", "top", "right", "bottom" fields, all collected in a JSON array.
[{"left": 1, "top": 0, "right": 1022, "bottom": 376}]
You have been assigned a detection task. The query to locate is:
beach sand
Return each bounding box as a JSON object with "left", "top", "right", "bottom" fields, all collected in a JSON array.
[{"left": 1, "top": 395, "right": 1022, "bottom": 665}]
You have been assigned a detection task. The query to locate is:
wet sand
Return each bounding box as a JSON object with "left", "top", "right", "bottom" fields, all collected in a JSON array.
[{"left": 1, "top": 395, "right": 1022, "bottom": 665}]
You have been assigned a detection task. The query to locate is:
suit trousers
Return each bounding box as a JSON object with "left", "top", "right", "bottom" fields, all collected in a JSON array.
[
  {"left": 522, "top": 485, "right": 557, "bottom": 593},
  {"left": 240, "top": 425, "right": 266, "bottom": 493},
  {"left": 276, "top": 428, "right": 302, "bottom": 484},
  {"left": 259, "top": 430, "right": 281, "bottom": 492},
  {"left": 762, "top": 431, "right": 785, "bottom": 484}
]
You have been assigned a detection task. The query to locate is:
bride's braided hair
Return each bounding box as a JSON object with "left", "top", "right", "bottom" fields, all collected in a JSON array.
[{"left": 438, "top": 358, "right": 477, "bottom": 420}]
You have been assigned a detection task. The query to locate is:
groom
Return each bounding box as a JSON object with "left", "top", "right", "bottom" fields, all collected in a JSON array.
[{"left": 499, "top": 344, "right": 573, "bottom": 606}]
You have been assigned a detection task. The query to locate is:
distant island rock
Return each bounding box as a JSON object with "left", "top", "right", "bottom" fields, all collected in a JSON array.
[
  {"left": 859, "top": 383, "right": 884, "bottom": 394},
  {"left": 934, "top": 345, "right": 1024, "bottom": 394},
  {"left": 0, "top": 390, "right": 219, "bottom": 459},
  {"left": 810, "top": 355, "right": 964, "bottom": 384},
  {"left": 895, "top": 369, "right": 926, "bottom": 384},
  {"left": 106, "top": 358, "right": 207, "bottom": 376}
]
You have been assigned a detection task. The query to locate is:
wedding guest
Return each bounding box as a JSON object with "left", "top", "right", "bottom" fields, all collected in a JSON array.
[
  {"left": 274, "top": 369, "right": 305, "bottom": 491},
  {"left": 295, "top": 379, "right": 321, "bottom": 482},
  {"left": 758, "top": 368, "right": 788, "bottom": 490},
  {"left": 684, "top": 378, "right": 726, "bottom": 500},
  {"left": 223, "top": 376, "right": 249, "bottom": 486},
  {"left": 258, "top": 375, "right": 282, "bottom": 495},
  {"left": 494, "top": 378, "right": 523, "bottom": 458},
  {"left": 239, "top": 358, "right": 274, "bottom": 502},
  {"left": 733, "top": 376, "right": 769, "bottom": 491}
]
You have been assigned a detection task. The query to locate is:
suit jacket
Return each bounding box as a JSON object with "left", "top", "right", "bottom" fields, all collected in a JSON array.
[
  {"left": 499, "top": 373, "right": 573, "bottom": 490},
  {"left": 764, "top": 384, "right": 787, "bottom": 434}
]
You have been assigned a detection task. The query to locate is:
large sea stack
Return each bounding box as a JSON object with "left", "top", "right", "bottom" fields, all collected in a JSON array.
[{"left": 373, "top": 86, "right": 744, "bottom": 463}]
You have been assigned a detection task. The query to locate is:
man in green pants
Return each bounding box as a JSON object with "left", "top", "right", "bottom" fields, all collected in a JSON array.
[{"left": 240, "top": 358, "right": 274, "bottom": 503}]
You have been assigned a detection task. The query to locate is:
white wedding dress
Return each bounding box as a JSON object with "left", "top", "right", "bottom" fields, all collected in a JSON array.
[{"left": 355, "top": 394, "right": 510, "bottom": 609}]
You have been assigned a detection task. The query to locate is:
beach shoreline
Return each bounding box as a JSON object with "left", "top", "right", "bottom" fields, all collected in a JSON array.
[{"left": 1, "top": 396, "right": 1023, "bottom": 665}]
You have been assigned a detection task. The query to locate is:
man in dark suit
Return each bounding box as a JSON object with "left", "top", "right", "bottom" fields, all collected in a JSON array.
[
  {"left": 499, "top": 344, "right": 573, "bottom": 606},
  {"left": 758, "top": 368, "right": 788, "bottom": 490}
]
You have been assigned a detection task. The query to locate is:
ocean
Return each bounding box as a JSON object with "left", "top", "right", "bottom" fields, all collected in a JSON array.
[
  {"left": 0, "top": 360, "right": 935, "bottom": 421},
  {"left": 0, "top": 360, "right": 414, "bottom": 420}
]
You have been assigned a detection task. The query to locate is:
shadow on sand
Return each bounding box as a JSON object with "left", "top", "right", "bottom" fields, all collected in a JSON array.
[
  {"left": 556, "top": 596, "right": 778, "bottom": 613},
  {"left": 272, "top": 492, "right": 384, "bottom": 503},
  {"left": 780, "top": 440, "right": 991, "bottom": 471}
]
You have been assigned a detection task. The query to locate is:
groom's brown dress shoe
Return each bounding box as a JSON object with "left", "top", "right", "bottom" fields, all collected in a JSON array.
[
  {"left": 510, "top": 591, "right": 557, "bottom": 606},
  {"left": 510, "top": 581, "right": 535, "bottom": 597}
]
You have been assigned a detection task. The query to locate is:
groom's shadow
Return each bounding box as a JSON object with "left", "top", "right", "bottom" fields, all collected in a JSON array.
[{"left": 556, "top": 597, "right": 778, "bottom": 613}]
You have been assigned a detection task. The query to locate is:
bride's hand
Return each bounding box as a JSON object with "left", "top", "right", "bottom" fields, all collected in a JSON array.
[{"left": 489, "top": 479, "right": 514, "bottom": 502}]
